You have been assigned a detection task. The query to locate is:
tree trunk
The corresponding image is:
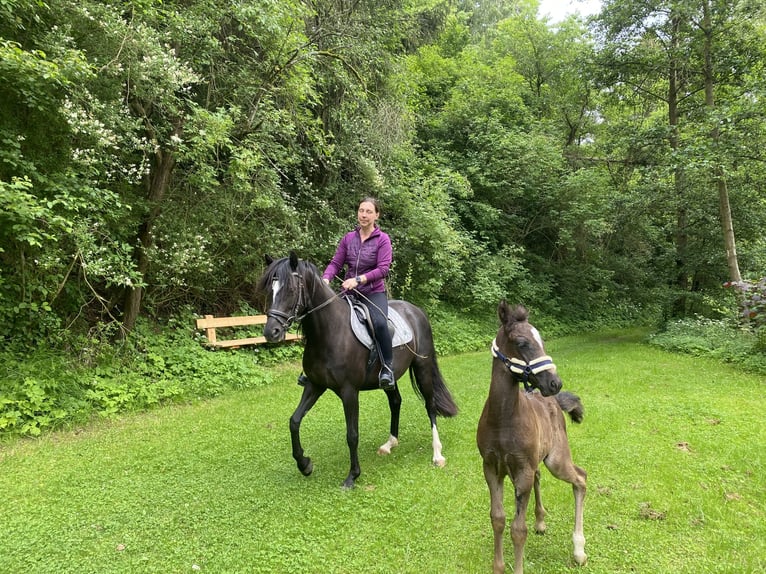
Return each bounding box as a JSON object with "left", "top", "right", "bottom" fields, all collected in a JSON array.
[
  {"left": 668, "top": 14, "right": 688, "bottom": 317},
  {"left": 122, "top": 142, "right": 178, "bottom": 333},
  {"left": 702, "top": 0, "right": 741, "bottom": 283}
]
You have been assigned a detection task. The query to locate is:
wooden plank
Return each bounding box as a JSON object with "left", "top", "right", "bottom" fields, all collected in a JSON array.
[
  {"left": 206, "top": 333, "right": 302, "bottom": 348},
  {"left": 195, "top": 315, "right": 268, "bottom": 329},
  {"left": 195, "top": 314, "right": 301, "bottom": 348}
]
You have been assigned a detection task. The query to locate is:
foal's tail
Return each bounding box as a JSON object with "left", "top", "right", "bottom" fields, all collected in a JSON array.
[
  {"left": 409, "top": 360, "right": 459, "bottom": 418},
  {"left": 556, "top": 391, "right": 584, "bottom": 424}
]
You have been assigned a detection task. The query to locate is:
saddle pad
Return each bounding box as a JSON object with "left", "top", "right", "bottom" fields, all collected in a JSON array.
[{"left": 347, "top": 298, "right": 413, "bottom": 350}]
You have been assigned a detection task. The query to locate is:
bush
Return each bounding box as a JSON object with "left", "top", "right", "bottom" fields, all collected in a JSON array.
[
  {"left": 0, "top": 312, "right": 290, "bottom": 439},
  {"left": 648, "top": 316, "right": 766, "bottom": 375}
]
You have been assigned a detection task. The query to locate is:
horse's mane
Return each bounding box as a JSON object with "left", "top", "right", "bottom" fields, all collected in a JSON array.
[
  {"left": 510, "top": 305, "right": 529, "bottom": 322},
  {"left": 255, "top": 255, "right": 323, "bottom": 301}
]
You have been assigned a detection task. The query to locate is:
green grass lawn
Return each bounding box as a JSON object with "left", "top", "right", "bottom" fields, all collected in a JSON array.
[{"left": 1, "top": 329, "right": 764, "bottom": 573}]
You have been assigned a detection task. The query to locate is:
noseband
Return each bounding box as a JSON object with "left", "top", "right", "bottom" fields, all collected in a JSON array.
[{"left": 491, "top": 338, "right": 556, "bottom": 392}]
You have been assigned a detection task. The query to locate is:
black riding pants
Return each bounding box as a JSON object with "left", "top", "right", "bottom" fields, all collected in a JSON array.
[{"left": 360, "top": 291, "right": 392, "bottom": 367}]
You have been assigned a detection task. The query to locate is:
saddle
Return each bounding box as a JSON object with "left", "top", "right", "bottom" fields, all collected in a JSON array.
[{"left": 344, "top": 296, "right": 413, "bottom": 351}]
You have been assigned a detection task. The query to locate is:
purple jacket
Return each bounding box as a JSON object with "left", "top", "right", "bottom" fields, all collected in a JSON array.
[{"left": 323, "top": 226, "right": 392, "bottom": 295}]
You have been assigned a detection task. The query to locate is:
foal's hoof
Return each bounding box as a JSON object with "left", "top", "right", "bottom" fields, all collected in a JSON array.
[
  {"left": 574, "top": 552, "right": 588, "bottom": 566},
  {"left": 377, "top": 436, "right": 399, "bottom": 456}
]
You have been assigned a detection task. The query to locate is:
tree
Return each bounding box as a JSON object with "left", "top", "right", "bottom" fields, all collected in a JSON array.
[{"left": 594, "top": 0, "right": 766, "bottom": 316}]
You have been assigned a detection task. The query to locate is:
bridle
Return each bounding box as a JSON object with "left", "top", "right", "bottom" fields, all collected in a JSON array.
[
  {"left": 266, "top": 272, "right": 305, "bottom": 331},
  {"left": 491, "top": 338, "right": 556, "bottom": 392},
  {"left": 266, "top": 270, "right": 339, "bottom": 330}
]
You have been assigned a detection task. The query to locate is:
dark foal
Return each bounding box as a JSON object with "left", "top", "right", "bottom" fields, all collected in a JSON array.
[{"left": 476, "top": 302, "right": 587, "bottom": 574}]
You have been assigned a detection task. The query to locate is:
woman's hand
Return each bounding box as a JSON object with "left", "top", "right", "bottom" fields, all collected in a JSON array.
[{"left": 341, "top": 275, "right": 363, "bottom": 290}]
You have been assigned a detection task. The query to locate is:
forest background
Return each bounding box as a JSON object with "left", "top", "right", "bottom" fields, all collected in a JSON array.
[{"left": 1, "top": 0, "right": 765, "bottom": 437}]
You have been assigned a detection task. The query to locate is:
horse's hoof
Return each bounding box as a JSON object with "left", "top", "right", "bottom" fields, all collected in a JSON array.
[
  {"left": 377, "top": 436, "right": 399, "bottom": 456},
  {"left": 574, "top": 551, "right": 588, "bottom": 566},
  {"left": 433, "top": 456, "right": 446, "bottom": 468},
  {"left": 341, "top": 478, "right": 356, "bottom": 489},
  {"left": 299, "top": 459, "right": 313, "bottom": 476}
]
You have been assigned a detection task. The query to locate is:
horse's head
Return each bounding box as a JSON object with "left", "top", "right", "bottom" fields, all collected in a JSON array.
[
  {"left": 493, "top": 301, "right": 562, "bottom": 397},
  {"left": 256, "top": 251, "right": 317, "bottom": 342}
]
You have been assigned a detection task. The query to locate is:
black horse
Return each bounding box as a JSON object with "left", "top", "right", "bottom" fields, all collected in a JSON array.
[{"left": 256, "top": 252, "right": 458, "bottom": 488}]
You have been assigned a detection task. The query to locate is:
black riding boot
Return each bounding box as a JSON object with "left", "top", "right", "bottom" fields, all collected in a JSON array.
[{"left": 379, "top": 363, "right": 395, "bottom": 390}]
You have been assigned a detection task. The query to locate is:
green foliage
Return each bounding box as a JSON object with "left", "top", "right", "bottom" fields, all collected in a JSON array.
[
  {"left": 648, "top": 316, "right": 766, "bottom": 374},
  {"left": 0, "top": 312, "right": 282, "bottom": 438},
  {"left": 1, "top": 0, "right": 765, "bottom": 355}
]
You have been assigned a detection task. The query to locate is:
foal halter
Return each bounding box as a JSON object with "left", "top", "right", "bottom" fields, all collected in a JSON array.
[{"left": 491, "top": 338, "right": 556, "bottom": 392}]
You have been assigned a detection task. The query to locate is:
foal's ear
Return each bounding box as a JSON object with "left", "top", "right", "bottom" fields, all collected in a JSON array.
[
  {"left": 289, "top": 250, "right": 299, "bottom": 270},
  {"left": 498, "top": 300, "right": 510, "bottom": 324}
]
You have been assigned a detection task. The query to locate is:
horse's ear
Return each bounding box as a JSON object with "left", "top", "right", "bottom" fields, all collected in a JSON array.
[
  {"left": 265, "top": 254, "right": 274, "bottom": 265},
  {"left": 289, "top": 251, "right": 299, "bottom": 270}
]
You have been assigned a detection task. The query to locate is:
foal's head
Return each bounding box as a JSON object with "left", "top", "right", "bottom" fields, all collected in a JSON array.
[{"left": 495, "top": 301, "right": 562, "bottom": 396}]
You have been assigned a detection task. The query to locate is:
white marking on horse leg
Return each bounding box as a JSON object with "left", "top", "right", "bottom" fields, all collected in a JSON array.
[
  {"left": 377, "top": 435, "right": 399, "bottom": 456},
  {"left": 573, "top": 533, "right": 587, "bottom": 566},
  {"left": 572, "top": 477, "right": 587, "bottom": 565},
  {"left": 431, "top": 424, "right": 446, "bottom": 467}
]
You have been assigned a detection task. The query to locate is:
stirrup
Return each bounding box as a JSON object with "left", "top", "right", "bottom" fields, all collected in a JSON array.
[
  {"left": 297, "top": 373, "right": 309, "bottom": 387},
  {"left": 378, "top": 365, "right": 395, "bottom": 390}
]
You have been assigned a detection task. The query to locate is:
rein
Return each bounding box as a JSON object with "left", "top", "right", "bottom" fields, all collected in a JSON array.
[{"left": 491, "top": 338, "right": 556, "bottom": 392}]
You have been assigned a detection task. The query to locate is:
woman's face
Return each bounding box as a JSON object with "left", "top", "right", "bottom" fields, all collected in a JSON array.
[{"left": 357, "top": 201, "right": 379, "bottom": 228}]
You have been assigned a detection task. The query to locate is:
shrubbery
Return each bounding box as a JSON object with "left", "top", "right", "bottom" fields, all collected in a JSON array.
[
  {"left": 4, "top": 298, "right": 764, "bottom": 440},
  {"left": 0, "top": 313, "right": 300, "bottom": 439},
  {"left": 648, "top": 316, "right": 766, "bottom": 375}
]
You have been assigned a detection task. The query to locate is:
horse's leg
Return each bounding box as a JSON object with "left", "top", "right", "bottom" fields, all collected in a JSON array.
[
  {"left": 430, "top": 417, "right": 445, "bottom": 467},
  {"left": 289, "top": 384, "right": 325, "bottom": 477},
  {"left": 544, "top": 446, "right": 588, "bottom": 566},
  {"left": 533, "top": 468, "right": 547, "bottom": 534},
  {"left": 377, "top": 385, "right": 401, "bottom": 456},
  {"left": 571, "top": 467, "right": 587, "bottom": 566},
  {"left": 339, "top": 386, "right": 361, "bottom": 489},
  {"left": 510, "top": 470, "right": 535, "bottom": 574},
  {"left": 482, "top": 461, "right": 507, "bottom": 574},
  {"left": 411, "top": 361, "right": 447, "bottom": 467}
]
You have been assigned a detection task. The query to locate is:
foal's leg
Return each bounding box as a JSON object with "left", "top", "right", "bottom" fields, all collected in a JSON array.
[
  {"left": 510, "top": 470, "right": 535, "bottom": 574},
  {"left": 533, "top": 468, "right": 547, "bottom": 534},
  {"left": 339, "top": 386, "right": 362, "bottom": 489},
  {"left": 289, "top": 384, "right": 326, "bottom": 477},
  {"left": 571, "top": 467, "right": 587, "bottom": 566},
  {"left": 377, "top": 385, "right": 401, "bottom": 456},
  {"left": 544, "top": 447, "right": 588, "bottom": 566},
  {"left": 482, "top": 462, "right": 507, "bottom": 574}
]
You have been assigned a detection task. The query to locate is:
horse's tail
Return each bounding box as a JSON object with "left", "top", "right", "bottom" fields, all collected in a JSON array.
[
  {"left": 556, "top": 391, "right": 584, "bottom": 424},
  {"left": 409, "top": 360, "right": 459, "bottom": 418}
]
